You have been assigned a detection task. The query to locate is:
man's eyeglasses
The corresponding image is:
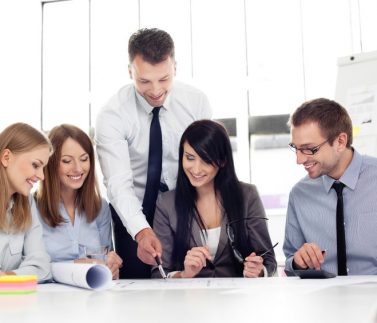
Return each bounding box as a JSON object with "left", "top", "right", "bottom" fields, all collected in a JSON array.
[
  {"left": 226, "top": 217, "right": 277, "bottom": 264},
  {"left": 288, "top": 139, "right": 329, "bottom": 155}
]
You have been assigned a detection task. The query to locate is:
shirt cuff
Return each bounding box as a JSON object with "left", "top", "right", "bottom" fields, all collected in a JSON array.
[
  {"left": 167, "top": 271, "right": 180, "bottom": 278},
  {"left": 285, "top": 256, "right": 296, "bottom": 274},
  {"left": 243, "top": 266, "right": 268, "bottom": 278},
  {"left": 119, "top": 211, "right": 151, "bottom": 240}
]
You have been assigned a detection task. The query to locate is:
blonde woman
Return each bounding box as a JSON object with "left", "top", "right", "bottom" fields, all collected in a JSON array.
[{"left": 0, "top": 123, "right": 52, "bottom": 281}]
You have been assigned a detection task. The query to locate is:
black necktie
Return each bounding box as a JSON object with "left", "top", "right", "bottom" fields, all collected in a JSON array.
[
  {"left": 332, "top": 181, "right": 348, "bottom": 276},
  {"left": 143, "top": 107, "right": 163, "bottom": 225}
]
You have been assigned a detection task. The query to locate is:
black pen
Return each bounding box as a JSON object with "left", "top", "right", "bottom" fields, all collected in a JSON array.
[
  {"left": 206, "top": 258, "right": 215, "bottom": 270},
  {"left": 155, "top": 256, "right": 167, "bottom": 279}
]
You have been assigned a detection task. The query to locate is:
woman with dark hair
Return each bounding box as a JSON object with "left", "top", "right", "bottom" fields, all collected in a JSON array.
[
  {"left": 33, "top": 124, "right": 122, "bottom": 279},
  {"left": 152, "top": 120, "right": 276, "bottom": 278},
  {"left": 0, "top": 123, "right": 52, "bottom": 281}
]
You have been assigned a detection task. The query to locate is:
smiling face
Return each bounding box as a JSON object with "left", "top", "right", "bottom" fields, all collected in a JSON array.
[
  {"left": 182, "top": 142, "right": 219, "bottom": 191},
  {"left": 2, "top": 146, "right": 50, "bottom": 197},
  {"left": 129, "top": 54, "right": 176, "bottom": 107},
  {"left": 58, "top": 138, "right": 90, "bottom": 194},
  {"left": 291, "top": 121, "right": 347, "bottom": 179}
]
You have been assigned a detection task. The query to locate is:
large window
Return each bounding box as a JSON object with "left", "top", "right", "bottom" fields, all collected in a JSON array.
[
  {"left": 2, "top": 0, "right": 377, "bottom": 265},
  {"left": 42, "top": 0, "right": 90, "bottom": 132},
  {"left": 0, "top": 1, "right": 41, "bottom": 129}
]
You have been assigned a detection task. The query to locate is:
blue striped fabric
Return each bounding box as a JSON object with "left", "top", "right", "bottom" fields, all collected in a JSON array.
[{"left": 284, "top": 149, "right": 377, "bottom": 275}]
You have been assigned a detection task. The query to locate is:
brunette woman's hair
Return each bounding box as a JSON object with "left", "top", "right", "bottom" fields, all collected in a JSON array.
[
  {"left": 36, "top": 124, "right": 101, "bottom": 227},
  {"left": 173, "top": 120, "right": 247, "bottom": 269}
]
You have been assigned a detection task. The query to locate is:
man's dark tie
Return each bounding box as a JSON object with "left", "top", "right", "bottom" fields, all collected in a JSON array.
[
  {"left": 143, "top": 107, "right": 163, "bottom": 225},
  {"left": 332, "top": 181, "right": 348, "bottom": 276}
]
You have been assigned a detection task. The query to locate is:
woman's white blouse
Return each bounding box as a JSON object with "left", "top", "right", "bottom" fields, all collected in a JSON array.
[{"left": 200, "top": 226, "right": 221, "bottom": 259}]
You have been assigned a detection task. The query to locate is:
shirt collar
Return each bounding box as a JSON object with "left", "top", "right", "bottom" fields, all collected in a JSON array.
[
  {"left": 134, "top": 86, "right": 170, "bottom": 114},
  {"left": 6, "top": 197, "right": 14, "bottom": 213},
  {"left": 4, "top": 197, "right": 15, "bottom": 230},
  {"left": 322, "top": 148, "right": 361, "bottom": 192}
]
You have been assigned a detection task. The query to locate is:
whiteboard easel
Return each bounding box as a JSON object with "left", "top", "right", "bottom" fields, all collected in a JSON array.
[{"left": 335, "top": 51, "right": 377, "bottom": 157}]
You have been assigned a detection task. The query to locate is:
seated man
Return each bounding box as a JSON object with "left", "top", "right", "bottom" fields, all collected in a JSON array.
[{"left": 284, "top": 98, "right": 377, "bottom": 276}]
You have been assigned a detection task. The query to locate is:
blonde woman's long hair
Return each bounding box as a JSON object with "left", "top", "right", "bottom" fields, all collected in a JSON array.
[{"left": 0, "top": 123, "right": 52, "bottom": 232}]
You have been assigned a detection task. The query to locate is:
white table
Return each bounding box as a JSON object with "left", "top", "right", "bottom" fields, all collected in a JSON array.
[{"left": 2, "top": 276, "right": 377, "bottom": 323}]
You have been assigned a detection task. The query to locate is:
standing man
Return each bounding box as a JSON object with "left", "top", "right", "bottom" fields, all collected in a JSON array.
[
  {"left": 284, "top": 98, "right": 377, "bottom": 276},
  {"left": 95, "top": 28, "right": 211, "bottom": 278}
]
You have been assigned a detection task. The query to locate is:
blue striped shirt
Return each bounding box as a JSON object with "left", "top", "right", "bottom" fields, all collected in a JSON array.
[
  {"left": 284, "top": 149, "right": 377, "bottom": 275},
  {"left": 31, "top": 198, "right": 113, "bottom": 262}
]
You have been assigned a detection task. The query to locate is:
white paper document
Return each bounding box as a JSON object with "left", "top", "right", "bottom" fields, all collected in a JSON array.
[
  {"left": 111, "top": 276, "right": 377, "bottom": 292},
  {"left": 51, "top": 263, "right": 112, "bottom": 290},
  {"left": 112, "top": 277, "right": 253, "bottom": 291}
]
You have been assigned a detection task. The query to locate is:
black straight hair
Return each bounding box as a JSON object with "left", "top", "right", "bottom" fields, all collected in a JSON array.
[{"left": 173, "top": 120, "right": 247, "bottom": 269}]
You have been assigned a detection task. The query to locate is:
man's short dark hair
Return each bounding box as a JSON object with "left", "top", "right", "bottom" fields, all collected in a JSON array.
[
  {"left": 288, "top": 98, "right": 353, "bottom": 148},
  {"left": 128, "top": 28, "right": 175, "bottom": 64}
]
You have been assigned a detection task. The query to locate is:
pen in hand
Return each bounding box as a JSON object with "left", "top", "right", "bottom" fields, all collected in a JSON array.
[
  {"left": 319, "top": 249, "right": 327, "bottom": 269},
  {"left": 155, "top": 256, "right": 167, "bottom": 279},
  {"left": 206, "top": 259, "right": 215, "bottom": 270}
]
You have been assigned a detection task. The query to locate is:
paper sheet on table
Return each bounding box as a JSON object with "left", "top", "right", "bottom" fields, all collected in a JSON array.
[
  {"left": 111, "top": 276, "right": 377, "bottom": 292},
  {"left": 112, "top": 278, "right": 252, "bottom": 291},
  {"left": 51, "top": 263, "right": 112, "bottom": 290}
]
